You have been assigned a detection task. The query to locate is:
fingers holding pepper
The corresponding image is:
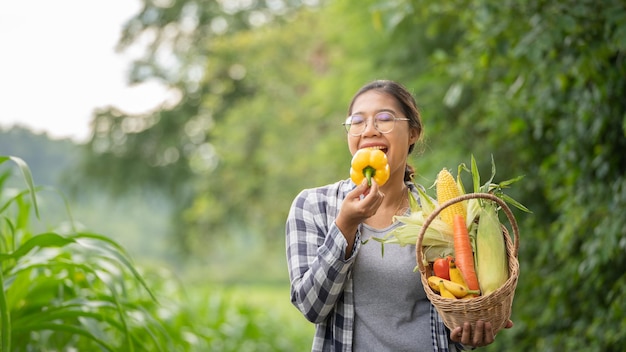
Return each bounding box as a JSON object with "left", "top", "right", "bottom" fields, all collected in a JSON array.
[
  {"left": 349, "top": 178, "right": 384, "bottom": 217},
  {"left": 338, "top": 148, "right": 388, "bottom": 242},
  {"left": 336, "top": 178, "right": 384, "bottom": 240}
]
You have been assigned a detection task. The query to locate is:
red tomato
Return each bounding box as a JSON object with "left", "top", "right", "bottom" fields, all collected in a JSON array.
[{"left": 433, "top": 256, "right": 452, "bottom": 280}]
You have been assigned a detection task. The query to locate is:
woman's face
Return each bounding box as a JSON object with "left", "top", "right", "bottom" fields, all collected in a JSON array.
[{"left": 347, "top": 90, "right": 419, "bottom": 184}]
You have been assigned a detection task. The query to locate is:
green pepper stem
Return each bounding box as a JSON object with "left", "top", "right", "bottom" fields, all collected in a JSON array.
[{"left": 364, "top": 166, "right": 374, "bottom": 186}]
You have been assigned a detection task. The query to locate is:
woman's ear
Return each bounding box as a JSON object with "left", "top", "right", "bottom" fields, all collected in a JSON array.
[{"left": 409, "top": 127, "right": 420, "bottom": 145}]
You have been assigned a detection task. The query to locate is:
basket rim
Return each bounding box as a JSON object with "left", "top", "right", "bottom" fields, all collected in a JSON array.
[{"left": 415, "top": 192, "right": 520, "bottom": 274}]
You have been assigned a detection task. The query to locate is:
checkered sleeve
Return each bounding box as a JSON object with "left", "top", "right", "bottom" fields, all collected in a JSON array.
[{"left": 286, "top": 186, "right": 356, "bottom": 324}]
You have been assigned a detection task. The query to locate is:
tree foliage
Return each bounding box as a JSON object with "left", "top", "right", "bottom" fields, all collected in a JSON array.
[
  {"left": 78, "top": 0, "right": 387, "bottom": 252},
  {"left": 78, "top": 0, "right": 626, "bottom": 349},
  {"left": 376, "top": 0, "right": 626, "bottom": 350}
]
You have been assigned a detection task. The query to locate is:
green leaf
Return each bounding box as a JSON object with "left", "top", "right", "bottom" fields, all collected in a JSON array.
[
  {"left": 11, "top": 322, "right": 115, "bottom": 351},
  {"left": 496, "top": 175, "right": 526, "bottom": 188},
  {"left": 408, "top": 189, "right": 419, "bottom": 213},
  {"left": 0, "top": 233, "right": 74, "bottom": 261},
  {"left": 480, "top": 154, "right": 497, "bottom": 193},
  {"left": 497, "top": 193, "right": 532, "bottom": 213},
  {"left": 0, "top": 268, "right": 10, "bottom": 352},
  {"left": 70, "top": 233, "right": 157, "bottom": 302},
  {"left": 471, "top": 154, "right": 480, "bottom": 193},
  {"left": 11, "top": 305, "right": 124, "bottom": 331},
  {"left": 416, "top": 185, "right": 436, "bottom": 215},
  {"left": 0, "top": 156, "right": 39, "bottom": 218},
  {"left": 0, "top": 189, "right": 31, "bottom": 216}
]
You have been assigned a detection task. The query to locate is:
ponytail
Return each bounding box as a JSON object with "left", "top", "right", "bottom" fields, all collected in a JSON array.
[{"left": 404, "top": 164, "right": 415, "bottom": 182}]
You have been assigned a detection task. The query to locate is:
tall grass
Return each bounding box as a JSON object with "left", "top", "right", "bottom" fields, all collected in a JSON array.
[{"left": 0, "top": 155, "right": 314, "bottom": 351}]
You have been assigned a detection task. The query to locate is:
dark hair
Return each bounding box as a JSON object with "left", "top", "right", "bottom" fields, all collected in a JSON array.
[{"left": 347, "top": 80, "right": 423, "bottom": 181}]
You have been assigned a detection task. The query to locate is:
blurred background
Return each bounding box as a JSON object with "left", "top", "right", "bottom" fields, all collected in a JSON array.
[{"left": 1, "top": 0, "right": 625, "bottom": 350}]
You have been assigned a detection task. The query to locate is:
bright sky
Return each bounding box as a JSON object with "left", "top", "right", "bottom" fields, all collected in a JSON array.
[{"left": 0, "top": 0, "right": 169, "bottom": 143}]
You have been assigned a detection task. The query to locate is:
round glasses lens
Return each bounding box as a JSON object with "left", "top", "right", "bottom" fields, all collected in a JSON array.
[
  {"left": 375, "top": 112, "right": 395, "bottom": 133},
  {"left": 345, "top": 115, "right": 365, "bottom": 135}
]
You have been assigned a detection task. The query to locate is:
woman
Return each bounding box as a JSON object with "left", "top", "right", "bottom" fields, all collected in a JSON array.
[{"left": 286, "top": 80, "right": 509, "bottom": 351}]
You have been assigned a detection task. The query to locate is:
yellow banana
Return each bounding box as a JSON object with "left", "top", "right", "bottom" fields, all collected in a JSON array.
[
  {"left": 428, "top": 276, "right": 480, "bottom": 298},
  {"left": 450, "top": 259, "right": 480, "bottom": 297},
  {"left": 438, "top": 280, "right": 457, "bottom": 299},
  {"left": 428, "top": 276, "right": 440, "bottom": 292},
  {"left": 449, "top": 259, "right": 468, "bottom": 287}
]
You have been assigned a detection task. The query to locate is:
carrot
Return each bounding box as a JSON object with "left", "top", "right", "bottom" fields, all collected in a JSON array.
[{"left": 452, "top": 214, "right": 480, "bottom": 295}]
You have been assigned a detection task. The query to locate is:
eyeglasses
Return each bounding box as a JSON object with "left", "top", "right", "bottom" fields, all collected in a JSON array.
[{"left": 342, "top": 112, "right": 410, "bottom": 136}]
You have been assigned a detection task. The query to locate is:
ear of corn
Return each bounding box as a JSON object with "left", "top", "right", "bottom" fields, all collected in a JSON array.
[
  {"left": 475, "top": 200, "right": 509, "bottom": 296},
  {"left": 436, "top": 168, "right": 467, "bottom": 228}
]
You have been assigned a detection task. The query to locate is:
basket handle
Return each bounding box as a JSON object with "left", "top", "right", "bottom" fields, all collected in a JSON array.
[{"left": 415, "top": 193, "right": 520, "bottom": 273}]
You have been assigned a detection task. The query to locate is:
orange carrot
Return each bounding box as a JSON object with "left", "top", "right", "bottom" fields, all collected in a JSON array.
[{"left": 452, "top": 214, "right": 480, "bottom": 295}]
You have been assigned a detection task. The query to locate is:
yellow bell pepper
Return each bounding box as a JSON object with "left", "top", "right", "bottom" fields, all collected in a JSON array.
[{"left": 350, "top": 148, "right": 390, "bottom": 186}]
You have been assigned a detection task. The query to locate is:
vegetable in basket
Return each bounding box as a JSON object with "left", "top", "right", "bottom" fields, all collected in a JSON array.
[
  {"left": 373, "top": 186, "right": 455, "bottom": 263},
  {"left": 377, "top": 156, "right": 529, "bottom": 263},
  {"left": 476, "top": 200, "right": 509, "bottom": 296},
  {"left": 434, "top": 256, "right": 452, "bottom": 280},
  {"left": 452, "top": 214, "right": 481, "bottom": 294},
  {"left": 436, "top": 168, "right": 467, "bottom": 228}
]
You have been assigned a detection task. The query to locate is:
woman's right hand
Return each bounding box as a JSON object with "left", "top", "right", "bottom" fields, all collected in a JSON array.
[{"left": 336, "top": 179, "right": 384, "bottom": 257}]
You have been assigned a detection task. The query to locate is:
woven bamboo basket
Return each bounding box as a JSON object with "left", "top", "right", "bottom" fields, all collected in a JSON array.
[{"left": 415, "top": 193, "right": 520, "bottom": 334}]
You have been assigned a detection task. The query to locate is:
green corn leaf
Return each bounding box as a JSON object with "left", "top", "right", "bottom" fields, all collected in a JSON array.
[
  {"left": 471, "top": 154, "right": 481, "bottom": 193},
  {"left": 0, "top": 156, "right": 39, "bottom": 218},
  {"left": 480, "top": 154, "right": 497, "bottom": 193},
  {"left": 0, "top": 189, "right": 30, "bottom": 216},
  {"left": 496, "top": 175, "right": 526, "bottom": 188},
  {"left": 71, "top": 233, "right": 157, "bottom": 302},
  {"left": 0, "top": 233, "right": 75, "bottom": 261},
  {"left": 11, "top": 322, "right": 115, "bottom": 351},
  {"left": 11, "top": 307, "right": 124, "bottom": 332},
  {"left": 498, "top": 193, "right": 532, "bottom": 214},
  {"left": 456, "top": 162, "right": 468, "bottom": 195},
  {"left": 0, "top": 268, "right": 9, "bottom": 352}
]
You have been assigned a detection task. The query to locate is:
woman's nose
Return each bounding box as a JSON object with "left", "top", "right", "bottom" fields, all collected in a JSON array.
[{"left": 361, "top": 117, "right": 381, "bottom": 136}]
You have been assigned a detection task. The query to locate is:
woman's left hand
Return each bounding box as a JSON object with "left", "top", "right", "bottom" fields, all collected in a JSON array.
[{"left": 450, "top": 319, "right": 513, "bottom": 347}]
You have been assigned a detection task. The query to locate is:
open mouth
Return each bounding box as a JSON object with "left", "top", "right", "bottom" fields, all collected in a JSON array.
[{"left": 364, "top": 146, "right": 388, "bottom": 154}]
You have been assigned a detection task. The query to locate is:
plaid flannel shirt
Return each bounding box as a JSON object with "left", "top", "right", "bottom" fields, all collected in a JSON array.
[{"left": 286, "top": 179, "right": 467, "bottom": 351}]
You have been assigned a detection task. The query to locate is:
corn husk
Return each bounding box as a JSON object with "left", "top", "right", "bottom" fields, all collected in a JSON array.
[
  {"left": 466, "top": 198, "right": 481, "bottom": 228},
  {"left": 372, "top": 210, "right": 454, "bottom": 264},
  {"left": 475, "top": 200, "right": 509, "bottom": 296},
  {"left": 416, "top": 186, "right": 437, "bottom": 216}
]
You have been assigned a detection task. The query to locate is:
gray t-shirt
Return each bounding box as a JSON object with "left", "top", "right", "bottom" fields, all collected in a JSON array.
[{"left": 352, "top": 221, "right": 432, "bottom": 351}]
